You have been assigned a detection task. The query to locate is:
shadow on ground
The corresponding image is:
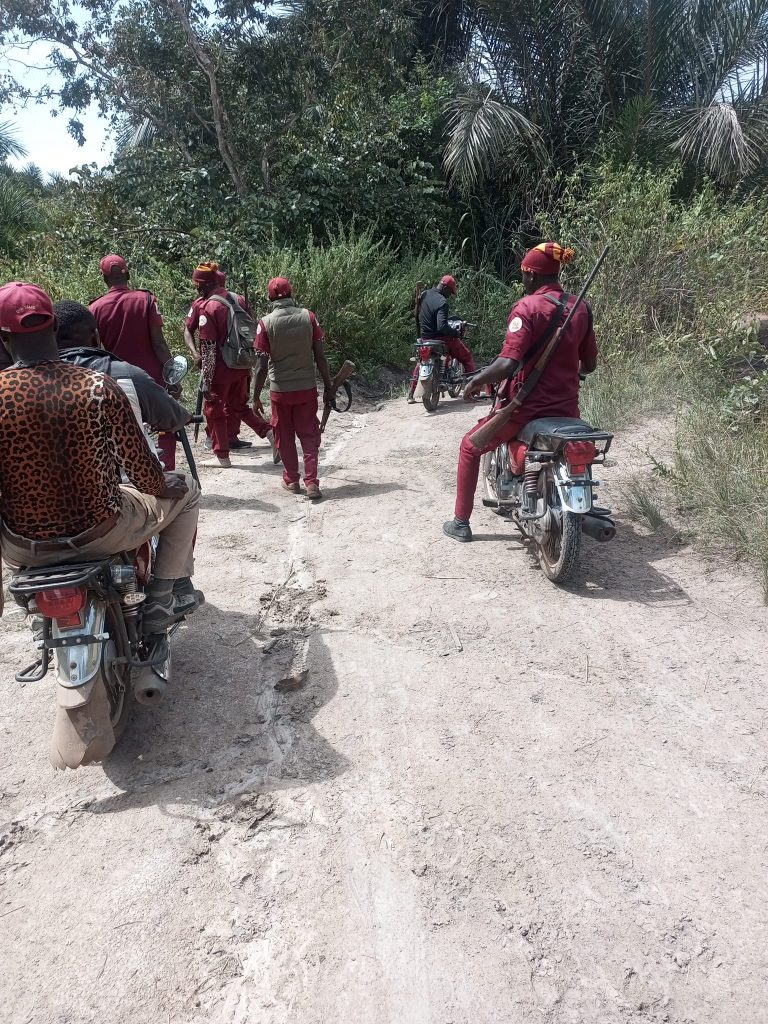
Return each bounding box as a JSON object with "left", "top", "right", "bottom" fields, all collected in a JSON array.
[{"left": 89, "top": 601, "right": 347, "bottom": 816}]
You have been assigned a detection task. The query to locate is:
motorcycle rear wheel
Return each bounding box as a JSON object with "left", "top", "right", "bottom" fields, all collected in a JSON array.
[
  {"left": 422, "top": 370, "right": 440, "bottom": 412},
  {"left": 537, "top": 508, "right": 582, "bottom": 583}
]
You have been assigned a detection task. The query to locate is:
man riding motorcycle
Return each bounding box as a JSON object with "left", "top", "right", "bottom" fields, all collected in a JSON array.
[
  {"left": 54, "top": 300, "right": 191, "bottom": 445},
  {"left": 407, "top": 275, "right": 477, "bottom": 403},
  {"left": 442, "top": 243, "right": 598, "bottom": 542},
  {"left": 0, "top": 282, "right": 201, "bottom": 630}
]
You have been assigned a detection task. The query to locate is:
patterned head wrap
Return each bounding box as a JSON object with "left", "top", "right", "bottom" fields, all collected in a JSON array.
[{"left": 521, "top": 243, "right": 575, "bottom": 276}]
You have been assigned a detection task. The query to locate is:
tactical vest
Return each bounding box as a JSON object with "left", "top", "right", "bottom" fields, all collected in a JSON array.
[{"left": 262, "top": 298, "right": 317, "bottom": 393}]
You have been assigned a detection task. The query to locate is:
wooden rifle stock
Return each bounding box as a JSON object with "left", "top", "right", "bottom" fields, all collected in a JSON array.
[
  {"left": 469, "top": 244, "right": 610, "bottom": 451},
  {"left": 320, "top": 360, "right": 355, "bottom": 433}
]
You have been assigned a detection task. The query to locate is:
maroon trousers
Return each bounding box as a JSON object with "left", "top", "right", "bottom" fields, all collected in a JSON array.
[
  {"left": 271, "top": 393, "right": 321, "bottom": 486},
  {"left": 454, "top": 411, "right": 531, "bottom": 522},
  {"left": 205, "top": 363, "right": 269, "bottom": 458}
]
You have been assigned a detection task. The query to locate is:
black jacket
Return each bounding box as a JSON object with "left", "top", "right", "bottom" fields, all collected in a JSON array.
[
  {"left": 59, "top": 347, "right": 190, "bottom": 432},
  {"left": 418, "top": 287, "right": 461, "bottom": 339}
]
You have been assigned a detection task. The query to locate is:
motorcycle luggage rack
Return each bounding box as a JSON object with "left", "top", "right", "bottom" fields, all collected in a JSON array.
[{"left": 10, "top": 560, "right": 113, "bottom": 596}]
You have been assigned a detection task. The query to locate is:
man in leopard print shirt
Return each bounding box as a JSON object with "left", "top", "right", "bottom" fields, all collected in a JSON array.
[{"left": 0, "top": 282, "right": 201, "bottom": 631}]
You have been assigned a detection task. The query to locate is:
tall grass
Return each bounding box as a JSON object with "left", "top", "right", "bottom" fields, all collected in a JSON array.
[{"left": 0, "top": 224, "right": 517, "bottom": 377}]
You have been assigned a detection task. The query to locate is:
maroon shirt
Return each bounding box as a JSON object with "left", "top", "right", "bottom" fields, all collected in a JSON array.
[
  {"left": 90, "top": 285, "right": 165, "bottom": 384},
  {"left": 499, "top": 284, "right": 597, "bottom": 419}
]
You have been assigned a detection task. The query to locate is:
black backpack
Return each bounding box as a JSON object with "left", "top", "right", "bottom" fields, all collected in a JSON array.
[{"left": 207, "top": 292, "right": 259, "bottom": 370}]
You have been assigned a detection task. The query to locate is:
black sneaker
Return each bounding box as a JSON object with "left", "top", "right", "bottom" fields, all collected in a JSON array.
[
  {"left": 229, "top": 438, "right": 253, "bottom": 450},
  {"left": 172, "top": 577, "right": 205, "bottom": 615},
  {"left": 443, "top": 517, "right": 473, "bottom": 542}
]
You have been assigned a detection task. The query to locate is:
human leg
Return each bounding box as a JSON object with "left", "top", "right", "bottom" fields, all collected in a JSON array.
[
  {"left": 445, "top": 336, "right": 476, "bottom": 374},
  {"left": 271, "top": 402, "right": 300, "bottom": 485},
  {"left": 293, "top": 395, "right": 321, "bottom": 487},
  {"left": 454, "top": 413, "right": 529, "bottom": 523}
]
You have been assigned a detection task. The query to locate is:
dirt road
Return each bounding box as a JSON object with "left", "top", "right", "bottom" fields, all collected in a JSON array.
[{"left": 2, "top": 396, "right": 767, "bottom": 1024}]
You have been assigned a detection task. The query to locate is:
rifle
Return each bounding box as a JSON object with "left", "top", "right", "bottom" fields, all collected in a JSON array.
[
  {"left": 320, "top": 360, "right": 356, "bottom": 433},
  {"left": 469, "top": 244, "right": 610, "bottom": 451},
  {"left": 193, "top": 376, "right": 204, "bottom": 442}
]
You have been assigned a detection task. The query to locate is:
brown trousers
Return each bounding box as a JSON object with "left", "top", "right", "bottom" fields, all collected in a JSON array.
[{"left": 2, "top": 477, "right": 200, "bottom": 580}]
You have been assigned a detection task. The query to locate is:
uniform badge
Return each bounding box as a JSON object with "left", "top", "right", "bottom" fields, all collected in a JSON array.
[{"left": 508, "top": 316, "right": 523, "bottom": 332}]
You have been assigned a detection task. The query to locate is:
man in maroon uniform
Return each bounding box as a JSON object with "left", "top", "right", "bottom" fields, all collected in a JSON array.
[
  {"left": 90, "top": 254, "right": 178, "bottom": 469},
  {"left": 443, "top": 243, "right": 598, "bottom": 542},
  {"left": 252, "top": 277, "right": 332, "bottom": 500},
  {"left": 193, "top": 262, "right": 272, "bottom": 468},
  {"left": 184, "top": 267, "right": 252, "bottom": 452}
]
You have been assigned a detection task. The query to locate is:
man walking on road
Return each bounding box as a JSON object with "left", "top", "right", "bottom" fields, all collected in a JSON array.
[
  {"left": 184, "top": 267, "right": 253, "bottom": 453},
  {"left": 193, "top": 261, "right": 273, "bottom": 469},
  {"left": 443, "top": 243, "right": 598, "bottom": 542},
  {"left": 252, "top": 277, "right": 332, "bottom": 501},
  {"left": 90, "top": 254, "right": 179, "bottom": 469}
]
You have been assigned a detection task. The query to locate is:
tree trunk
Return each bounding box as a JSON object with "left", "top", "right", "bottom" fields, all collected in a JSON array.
[{"left": 164, "top": 0, "right": 248, "bottom": 197}]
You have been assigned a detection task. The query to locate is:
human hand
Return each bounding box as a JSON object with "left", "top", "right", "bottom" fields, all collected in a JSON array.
[
  {"left": 159, "top": 472, "right": 189, "bottom": 499},
  {"left": 323, "top": 386, "right": 334, "bottom": 408},
  {"left": 464, "top": 377, "right": 482, "bottom": 402},
  {"left": 252, "top": 397, "right": 265, "bottom": 417},
  {"left": 167, "top": 382, "right": 182, "bottom": 399}
]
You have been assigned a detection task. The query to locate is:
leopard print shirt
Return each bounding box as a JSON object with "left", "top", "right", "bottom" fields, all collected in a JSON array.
[{"left": 0, "top": 361, "right": 165, "bottom": 540}]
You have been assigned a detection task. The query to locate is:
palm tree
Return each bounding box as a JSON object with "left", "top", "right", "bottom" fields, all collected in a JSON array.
[{"left": 442, "top": 0, "right": 768, "bottom": 190}]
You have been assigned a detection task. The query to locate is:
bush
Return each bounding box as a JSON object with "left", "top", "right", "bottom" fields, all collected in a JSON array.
[
  {"left": 544, "top": 162, "right": 768, "bottom": 596},
  {"left": 0, "top": 223, "right": 518, "bottom": 377}
]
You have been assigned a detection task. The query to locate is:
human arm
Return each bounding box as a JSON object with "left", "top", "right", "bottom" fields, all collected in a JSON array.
[
  {"left": 147, "top": 295, "right": 173, "bottom": 365},
  {"left": 251, "top": 355, "right": 269, "bottom": 415},
  {"left": 127, "top": 365, "right": 192, "bottom": 431},
  {"left": 579, "top": 309, "right": 598, "bottom": 374},
  {"left": 464, "top": 356, "right": 520, "bottom": 400},
  {"left": 308, "top": 313, "right": 333, "bottom": 404},
  {"left": 102, "top": 375, "right": 165, "bottom": 496},
  {"left": 183, "top": 325, "right": 200, "bottom": 363},
  {"left": 435, "top": 296, "right": 461, "bottom": 338}
]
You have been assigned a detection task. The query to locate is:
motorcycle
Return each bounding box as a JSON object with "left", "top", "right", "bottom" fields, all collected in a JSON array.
[
  {"left": 412, "top": 318, "right": 473, "bottom": 412},
  {"left": 8, "top": 356, "right": 201, "bottom": 770},
  {"left": 480, "top": 392, "right": 616, "bottom": 584}
]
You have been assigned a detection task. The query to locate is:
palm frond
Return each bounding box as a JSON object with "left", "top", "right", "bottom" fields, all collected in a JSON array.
[
  {"left": 675, "top": 99, "right": 768, "bottom": 179},
  {"left": 0, "top": 176, "right": 40, "bottom": 254},
  {"left": 115, "top": 117, "right": 160, "bottom": 154},
  {"left": 0, "top": 121, "right": 28, "bottom": 162},
  {"left": 443, "top": 92, "right": 545, "bottom": 192}
]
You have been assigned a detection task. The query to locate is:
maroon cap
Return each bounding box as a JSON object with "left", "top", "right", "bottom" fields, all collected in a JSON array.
[
  {"left": 99, "top": 253, "right": 129, "bottom": 275},
  {"left": 0, "top": 281, "right": 55, "bottom": 334},
  {"left": 192, "top": 261, "right": 220, "bottom": 284},
  {"left": 440, "top": 274, "right": 457, "bottom": 294},
  {"left": 268, "top": 277, "right": 292, "bottom": 300},
  {"left": 215, "top": 270, "right": 226, "bottom": 286}
]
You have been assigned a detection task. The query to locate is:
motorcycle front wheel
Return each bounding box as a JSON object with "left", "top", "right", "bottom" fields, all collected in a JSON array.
[
  {"left": 481, "top": 449, "right": 500, "bottom": 502},
  {"left": 447, "top": 359, "right": 464, "bottom": 398}
]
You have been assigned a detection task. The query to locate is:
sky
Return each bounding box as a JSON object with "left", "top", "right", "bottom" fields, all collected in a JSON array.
[{"left": 2, "top": 41, "right": 113, "bottom": 177}]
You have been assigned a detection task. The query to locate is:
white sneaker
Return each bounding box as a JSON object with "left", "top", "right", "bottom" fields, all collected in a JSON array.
[{"left": 201, "top": 456, "right": 232, "bottom": 468}]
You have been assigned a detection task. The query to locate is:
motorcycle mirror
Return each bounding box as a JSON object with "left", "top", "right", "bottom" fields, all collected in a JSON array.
[{"left": 163, "top": 355, "right": 189, "bottom": 386}]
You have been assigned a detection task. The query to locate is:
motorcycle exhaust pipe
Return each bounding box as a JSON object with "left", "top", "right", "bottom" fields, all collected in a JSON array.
[
  {"left": 582, "top": 513, "right": 616, "bottom": 542},
  {"left": 133, "top": 668, "right": 167, "bottom": 706}
]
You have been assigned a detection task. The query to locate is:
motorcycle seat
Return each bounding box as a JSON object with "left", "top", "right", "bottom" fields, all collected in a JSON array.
[
  {"left": 415, "top": 338, "right": 445, "bottom": 348},
  {"left": 517, "top": 417, "right": 596, "bottom": 449}
]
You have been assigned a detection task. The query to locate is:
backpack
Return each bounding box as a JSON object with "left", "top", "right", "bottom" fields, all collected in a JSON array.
[{"left": 207, "top": 292, "right": 259, "bottom": 370}]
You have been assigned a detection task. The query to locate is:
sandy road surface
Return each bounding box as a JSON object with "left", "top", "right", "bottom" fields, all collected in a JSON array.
[{"left": 1, "top": 396, "right": 767, "bottom": 1024}]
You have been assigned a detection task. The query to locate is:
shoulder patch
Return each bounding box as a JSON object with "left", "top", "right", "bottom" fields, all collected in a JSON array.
[
  {"left": 199, "top": 314, "right": 208, "bottom": 327},
  {"left": 508, "top": 316, "right": 523, "bottom": 333}
]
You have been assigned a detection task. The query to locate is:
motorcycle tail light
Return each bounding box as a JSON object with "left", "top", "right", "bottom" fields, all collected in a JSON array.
[
  {"left": 36, "top": 586, "right": 86, "bottom": 620},
  {"left": 564, "top": 441, "right": 596, "bottom": 475},
  {"left": 418, "top": 345, "right": 432, "bottom": 360}
]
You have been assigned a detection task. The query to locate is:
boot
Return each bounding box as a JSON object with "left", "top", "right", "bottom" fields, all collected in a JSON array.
[
  {"left": 443, "top": 517, "right": 472, "bottom": 542},
  {"left": 306, "top": 482, "right": 322, "bottom": 501}
]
